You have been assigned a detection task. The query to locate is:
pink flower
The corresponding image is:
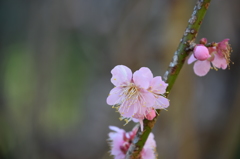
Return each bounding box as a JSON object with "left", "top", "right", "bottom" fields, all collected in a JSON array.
[
  {"left": 188, "top": 39, "right": 231, "bottom": 76},
  {"left": 108, "top": 126, "right": 157, "bottom": 159},
  {"left": 106, "top": 65, "right": 169, "bottom": 130},
  {"left": 142, "top": 133, "right": 157, "bottom": 159}
]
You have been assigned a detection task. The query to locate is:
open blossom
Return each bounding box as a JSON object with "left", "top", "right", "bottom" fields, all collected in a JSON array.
[
  {"left": 188, "top": 39, "right": 231, "bottom": 76},
  {"left": 106, "top": 65, "right": 169, "bottom": 130},
  {"left": 108, "top": 126, "right": 157, "bottom": 159}
]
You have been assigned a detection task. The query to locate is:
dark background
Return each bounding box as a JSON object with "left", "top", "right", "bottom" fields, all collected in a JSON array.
[{"left": 0, "top": 0, "right": 240, "bottom": 159}]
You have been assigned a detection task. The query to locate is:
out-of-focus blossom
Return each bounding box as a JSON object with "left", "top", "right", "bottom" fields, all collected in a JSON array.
[
  {"left": 108, "top": 126, "right": 157, "bottom": 159},
  {"left": 106, "top": 65, "right": 169, "bottom": 130},
  {"left": 188, "top": 39, "right": 231, "bottom": 76},
  {"left": 200, "top": 38, "right": 207, "bottom": 45}
]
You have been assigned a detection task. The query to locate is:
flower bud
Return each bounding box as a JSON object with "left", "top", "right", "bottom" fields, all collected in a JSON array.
[
  {"left": 146, "top": 109, "right": 156, "bottom": 120},
  {"left": 199, "top": 38, "right": 207, "bottom": 45},
  {"left": 194, "top": 44, "right": 211, "bottom": 61}
]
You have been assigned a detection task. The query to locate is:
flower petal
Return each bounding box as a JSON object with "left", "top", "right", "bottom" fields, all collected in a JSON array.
[
  {"left": 149, "top": 76, "right": 168, "bottom": 94},
  {"left": 133, "top": 67, "right": 153, "bottom": 89},
  {"left": 193, "top": 60, "right": 211, "bottom": 76},
  {"left": 132, "top": 118, "right": 139, "bottom": 123},
  {"left": 142, "top": 148, "right": 156, "bottom": 159},
  {"left": 106, "top": 87, "right": 122, "bottom": 105},
  {"left": 111, "top": 65, "right": 132, "bottom": 87},
  {"left": 109, "top": 126, "right": 124, "bottom": 133},
  {"left": 145, "top": 133, "right": 156, "bottom": 148},
  {"left": 188, "top": 53, "right": 197, "bottom": 64},
  {"left": 154, "top": 96, "right": 169, "bottom": 109},
  {"left": 141, "top": 133, "right": 156, "bottom": 159},
  {"left": 132, "top": 107, "right": 146, "bottom": 120},
  {"left": 140, "top": 89, "right": 156, "bottom": 107},
  {"left": 119, "top": 101, "right": 137, "bottom": 118},
  {"left": 211, "top": 53, "right": 227, "bottom": 69},
  {"left": 108, "top": 126, "right": 125, "bottom": 156}
]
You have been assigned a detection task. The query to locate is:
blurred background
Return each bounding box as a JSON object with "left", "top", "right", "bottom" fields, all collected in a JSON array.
[{"left": 0, "top": 0, "right": 240, "bottom": 159}]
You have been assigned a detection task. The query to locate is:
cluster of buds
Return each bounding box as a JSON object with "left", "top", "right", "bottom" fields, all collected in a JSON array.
[
  {"left": 108, "top": 126, "right": 157, "bottom": 159},
  {"left": 188, "top": 38, "right": 232, "bottom": 76}
]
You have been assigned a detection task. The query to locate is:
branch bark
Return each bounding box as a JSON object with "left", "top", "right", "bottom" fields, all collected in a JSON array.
[{"left": 125, "top": 0, "right": 211, "bottom": 158}]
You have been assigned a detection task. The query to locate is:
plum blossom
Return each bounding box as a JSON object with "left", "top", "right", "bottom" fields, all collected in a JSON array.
[
  {"left": 108, "top": 126, "right": 157, "bottom": 159},
  {"left": 188, "top": 39, "right": 231, "bottom": 76},
  {"left": 106, "top": 65, "right": 169, "bottom": 130}
]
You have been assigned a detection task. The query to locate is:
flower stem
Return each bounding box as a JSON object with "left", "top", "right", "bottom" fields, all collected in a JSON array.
[{"left": 125, "top": 0, "right": 211, "bottom": 158}]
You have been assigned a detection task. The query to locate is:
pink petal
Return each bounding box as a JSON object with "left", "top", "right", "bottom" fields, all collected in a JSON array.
[
  {"left": 106, "top": 87, "right": 122, "bottom": 105},
  {"left": 193, "top": 60, "right": 211, "bottom": 76},
  {"left": 149, "top": 76, "right": 168, "bottom": 94},
  {"left": 154, "top": 96, "right": 169, "bottom": 109},
  {"left": 119, "top": 101, "right": 137, "bottom": 118},
  {"left": 112, "top": 144, "right": 125, "bottom": 157},
  {"left": 140, "top": 89, "right": 156, "bottom": 107},
  {"left": 111, "top": 65, "right": 132, "bottom": 87},
  {"left": 132, "top": 118, "right": 139, "bottom": 123},
  {"left": 211, "top": 53, "right": 227, "bottom": 69},
  {"left": 138, "top": 67, "right": 153, "bottom": 80},
  {"left": 133, "top": 107, "right": 149, "bottom": 121},
  {"left": 115, "top": 155, "right": 125, "bottom": 159},
  {"left": 188, "top": 54, "right": 197, "bottom": 64},
  {"left": 145, "top": 133, "right": 156, "bottom": 148},
  {"left": 109, "top": 126, "right": 124, "bottom": 133},
  {"left": 108, "top": 127, "right": 125, "bottom": 156},
  {"left": 141, "top": 149, "right": 155, "bottom": 159},
  {"left": 133, "top": 67, "right": 153, "bottom": 89},
  {"left": 141, "top": 133, "right": 156, "bottom": 159}
]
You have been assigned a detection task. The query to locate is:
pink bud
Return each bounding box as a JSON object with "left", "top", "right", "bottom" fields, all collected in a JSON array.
[
  {"left": 146, "top": 109, "right": 156, "bottom": 120},
  {"left": 200, "top": 38, "right": 207, "bottom": 45},
  {"left": 193, "top": 44, "right": 211, "bottom": 61}
]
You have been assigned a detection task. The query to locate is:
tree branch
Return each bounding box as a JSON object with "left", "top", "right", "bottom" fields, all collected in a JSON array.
[{"left": 125, "top": 0, "right": 211, "bottom": 158}]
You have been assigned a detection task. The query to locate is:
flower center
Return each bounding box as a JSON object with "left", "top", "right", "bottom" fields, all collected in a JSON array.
[{"left": 121, "top": 83, "right": 139, "bottom": 102}]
